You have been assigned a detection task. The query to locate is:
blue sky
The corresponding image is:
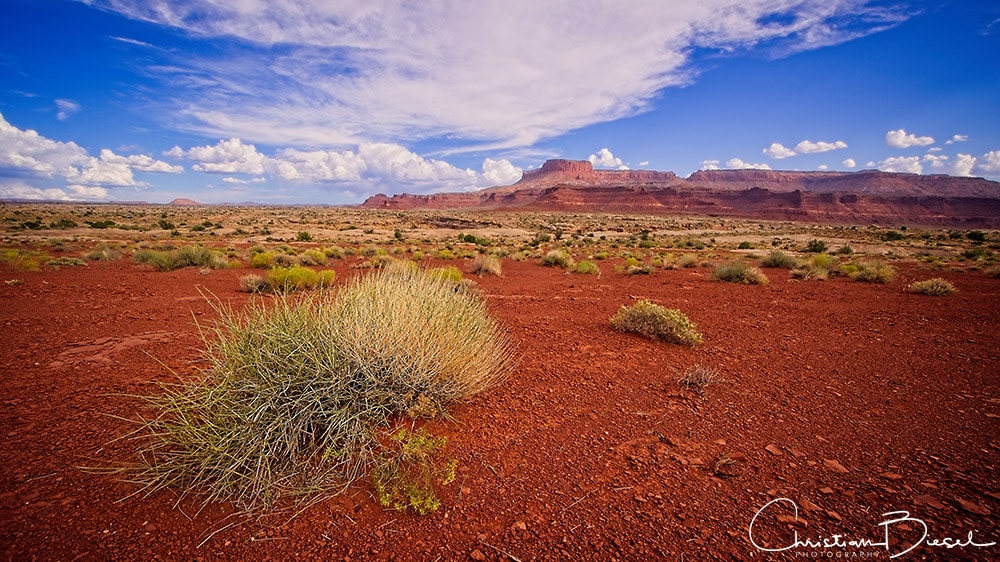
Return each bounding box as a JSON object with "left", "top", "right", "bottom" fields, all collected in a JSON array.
[{"left": 1, "top": 0, "right": 998, "bottom": 204}]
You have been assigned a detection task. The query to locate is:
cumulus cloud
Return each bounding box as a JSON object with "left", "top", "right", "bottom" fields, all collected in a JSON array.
[
  {"left": 923, "top": 153, "right": 978, "bottom": 177},
  {"left": 945, "top": 134, "right": 968, "bottom": 144},
  {"left": 886, "top": 129, "right": 935, "bottom": 149},
  {"left": 167, "top": 138, "right": 267, "bottom": 174},
  {"left": 978, "top": 150, "right": 1000, "bottom": 175},
  {"left": 878, "top": 156, "right": 922, "bottom": 174},
  {"left": 82, "top": 0, "right": 911, "bottom": 150},
  {"left": 952, "top": 154, "right": 976, "bottom": 177},
  {"left": 481, "top": 158, "right": 522, "bottom": 185},
  {"left": 588, "top": 148, "right": 627, "bottom": 169},
  {"left": 699, "top": 160, "right": 720, "bottom": 170},
  {"left": 0, "top": 113, "right": 180, "bottom": 199},
  {"left": 763, "top": 143, "right": 796, "bottom": 159},
  {"left": 795, "top": 139, "right": 847, "bottom": 153},
  {"left": 842, "top": 158, "right": 857, "bottom": 168},
  {"left": 55, "top": 99, "right": 81, "bottom": 121},
  {"left": 726, "top": 158, "right": 770, "bottom": 170}
]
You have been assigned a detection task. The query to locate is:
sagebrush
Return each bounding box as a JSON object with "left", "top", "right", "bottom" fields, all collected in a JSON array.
[{"left": 610, "top": 299, "right": 702, "bottom": 346}]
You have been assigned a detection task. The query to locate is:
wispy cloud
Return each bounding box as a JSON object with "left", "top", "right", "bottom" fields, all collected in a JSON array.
[
  {"left": 55, "top": 99, "right": 81, "bottom": 121},
  {"left": 80, "top": 0, "right": 910, "bottom": 151}
]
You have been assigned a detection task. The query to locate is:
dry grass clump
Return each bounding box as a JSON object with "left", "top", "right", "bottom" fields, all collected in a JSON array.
[
  {"left": 263, "top": 266, "right": 336, "bottom": 293},
  {"left": 851, "top": 260, "right": 896, "bottom": 283},
  {"left": 711, "top": 261, "right": 769, "bottom": 285},
  {"left": 760, "top": 250, "right": 797, "bottom": 269},
  {"left": 573, "top": 260, "right": 600, "bottom": 275},
  {"left": 119, "top": 266, "right": 513, "bottom": 511},
  {"left": 540, "top": 249, "right": 574, "bottom": 269},
  {"left": 676, "top": 254, "right": 699, "bottom": 268},
  {"left": 610, "top": 299, "right": 702, "bottom": 346},
  {"left": 471, "top": 254, "right": 502, "bottom": 276},
  {"left": 133, "top": 245, "right": 229, "bottom": 272},
  {"left": 908, "top": 277, "right": 955, "bottom": 296},
  {"left": 678, "top": 364, "right": 723, "bottom": 395}
]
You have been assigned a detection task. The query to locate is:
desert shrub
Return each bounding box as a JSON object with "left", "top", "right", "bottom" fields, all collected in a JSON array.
[
  {"left": 250, "top": 251, "right": 276, "bottom": 268},
  {"left": 850, "top": 260, "right": 896, "bottom": 283},
  {"left": 119, "top": 266, "right": 512, "bottom": 510},
  {"left": 1, "top": 249, "right": 49, "bottom": 271},
  {"left": 737, "top": 241, "right": 754, "bottom": 249},
  {"left": 265, "top": 266, "right": 335, "bottom": 292},
  {"left": 296, "top": 231, "right": 312, "bottom": 242},
  {"left": 540, "top": 249, "right": 573, "bottom": 269},
  {"left": 429, "top": 265, "right": 463, "bottom": 283},
  {"left": 324, "top": 246, "right": 346, "bottom": 259},
  {"left": 573, "top": 260, "right": 600, "bottom": 275},
  {"left": 298, "top": 249, "right": 328, "bottom": 266},
  {"left": 881, "top": 230, "right": 905, "bottom": 241},
  {"left": 790, "top": 266, "right": 828, "bottom": 281},
  {"left": 805, "top": 239, "right": 828, "bottom": 253},
  {"left": 610, "top": 300, "right": 702, "bottom": 346},
  {"left": 908, "top": 278, "right": 955, "bottom": 296},
  {"left": 371, "top": 427, "right": 456, "bottom": 515},
  {"left": 677, "top": 254, "right": 698, "bottom": 268},
  {"left": 134, "top": 246, "right": 228, "bottom": 271},
  {"left": 436, "top": 249, "right": 455, "bottom": 260},
  {"left": 627, "top": 263, "right": 654, "bottom": 275},
  {"left": 967, "top": 230, "right": 987, "bottom": 242},
  {"left": 810, "top": 253, "right": 838, "bottom": 271},
  {"left": 46, "top": 257, "right": 87, "bottom": 268},
  {"left": 678, "top": 364, "right": 723, "bottom": 395},
  {"left": 711, "top": 261, "right": 769, "bottom": 285},
  {"left": 471, "top": 254, "right": 502, "bottom": 277},
  {"left": 239, "top": 274, "right": 269, "bottom": 293},
  {"left": 760, "top": 250, "right": 796, "bottom": 269},
  {"left": 86, "top": 244, "right": 121, "bottom": 261},
  {"left": 836, "top": 245, "right": 854, "bottom": 255}
]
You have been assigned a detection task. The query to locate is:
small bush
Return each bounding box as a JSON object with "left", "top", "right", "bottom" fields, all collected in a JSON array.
[
  {"left": 676, "top": 254, "right": 698, "bottom": 268},
  {"left": 250, "top": 251, "right": 276, "bottom": 268},
  {"left": 805, "top": 239, "right": 828, "bottom": 253},
  {"left": 908, "top": 278, "right": 955, "bottom": 296},
  {"left": 298, "top": 248, "right": 328, "bottom": 266},
  {"left": 429, "top": 265, "right": 463, "bottom": 283},
  {"left": 1, "top": 249, "right": 49, "bottom": 271},
  {"left": 86, "top": 244, "right": 121, "bottom": 261},
  {"left": 851, "top": 261, "right": 896, "bottom": 284},
  {"left": 372, "top": 428, "right": 456, "bottom": 515},
  {"left": 540, "top": 249, "right": 573, "bottom": 269},
  {"left": 737, "top": 241, "right": 754, "bottom": 250},
  {"left": 678, "top": 365, "right": 723, "bottom": 395},
  {"left": 626, "top": 264, "right": 654, "bottom": 275},
  {"left": 836, "top": 245, "right": 854, "bottom": 255},
  {"left": 760, "top": 250, "right": 796, "bottom": 269},
  {"left": 711, "top": 261, "right": 769, "bottom": 285},
  {"left": 238, "top": 274, "right": 269, "bottom": 293},
  {"left": 790, "top": 267, "right": 828, "bottom": 281},
  {"left": 471, "top": 254, "right": 502, "bottom": 277},
  {"left": 573, "top": 260, "right": 600, "bottom": 275},
  {"left": 265, "top": 266, "right": 335, "bottom": 292},
  {"left": 296, "top": 231, "right": 312, "bottom": 242},
  {"left": 46, "top": 257, "right": 87, "bottom": 268},
  {"left": 610, "top": 300, "right": 702, "bottom": 346}
]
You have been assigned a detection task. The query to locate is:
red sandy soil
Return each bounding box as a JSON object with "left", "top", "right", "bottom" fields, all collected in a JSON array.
[{"left": 2, "top": 256, "right": 999, "bottom": 561}]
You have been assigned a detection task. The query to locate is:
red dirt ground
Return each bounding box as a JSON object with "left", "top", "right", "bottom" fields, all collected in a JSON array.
[{"left": 2, "top": 256, "right": 999, "bottom": 561}]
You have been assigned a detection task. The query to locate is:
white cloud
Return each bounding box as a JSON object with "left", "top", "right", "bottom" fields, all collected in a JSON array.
[
  {"left": 945, "top": 134, "right": 968, "bottom": 144},
  {"left": 795, "top": 139, "right": 847, "bottom": 153},
  {"left": 977, "top": 150, "right": 1000, "bottom": 175},
  {"left": 726, "top": 158, "right": 770, "bottom": 170},
  {"left": 167, "top": 138, "right": 267, "bottom": 174},
  {"left": 842, "top": 158, "right": 857, "bottom": 168},
  {"left": 763, "top": 142, "right": 796, "bottom": 159},
  {"left": 481, "top": 158, "right": 522, "bottom": 186},
  {"left": 0, "top": 113, "right": 179, "bottom": 199},
  {"left": 588, "top": 148, "right": 627, "bottom": 169},
  {"left": 0, "top": 179, "right": 73, "bottom": 201},
  {"left": 55, "top": 99, "right": 81, "bottom": 121},
  {"left": 817, "top": 164, "right": 829, "bottom": 171},
  {"left": 952, "top": 154, "right": 976, "bottom": 177},
  {"left": 84, "top": 0, "right": 910, "bottom": 150},
  {"left": 878, "top": 156, "right": 922, "bottom": 174},
  {"left": 222, "top": 176, "right": 266, "bottom": 184},
  {"left": 886, "top": 129, "right": 935, "bottom": 149},
  {"left": 638, "top": 160, "right": 650, "bottom": 167},
  {"left": 700, "top": 159, "right": 720, "bottom": 170}
]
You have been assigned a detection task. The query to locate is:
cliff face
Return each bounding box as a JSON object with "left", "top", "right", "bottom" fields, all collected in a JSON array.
[{"left": 362, "top": 160, "right": 1000, "bottom": 226}]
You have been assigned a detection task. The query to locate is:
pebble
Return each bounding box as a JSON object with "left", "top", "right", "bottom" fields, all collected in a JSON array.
[{"left": 823, "top": 459, "right": 849, "bottom": 473}]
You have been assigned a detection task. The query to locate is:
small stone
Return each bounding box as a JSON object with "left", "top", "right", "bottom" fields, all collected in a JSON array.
[
  {"left": 788, "top": 448, "right": 806, "bottom": 459},
  {"left": 511, "top": 521, "right": 527, "bottom": 531},
  {"left": 470, "top": 549, "right": 487, "bottom": 561},
  {"left": 819, "top": 487, "right": 835, "bottom": 495},
  {"left": 956, "top": 499, "right": 991, "bottom": 516},
  {"left": 826, "top": 510, "right": 842, "bottom": 521},
  {"left": 777, "top": 514, "right": 807, "bottom": 528},
  {"left": 879, "top": 472, "right": 903, "bottom": 481},
  {"left": 823, "top": 459, "right": 849, "bottom": 473},
  {"left": 912, "top": 494, "right": 946, "bottom": 510},
  {"left": 689, "top": 457, "right": 705, "bottom": 467},
  {"left": 765, "top": 444, "right": 782, "bottom": 456},
  {"left": 800, "top": 499, "right": 822, "bottom": 512}
]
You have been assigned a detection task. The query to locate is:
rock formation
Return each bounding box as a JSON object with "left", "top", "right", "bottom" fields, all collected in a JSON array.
[{"left": 362, "top": 160, "right": 1000, "bottom": 227}]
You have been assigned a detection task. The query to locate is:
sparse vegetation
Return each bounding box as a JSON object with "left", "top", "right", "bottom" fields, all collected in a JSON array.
[
  {"left": 711, "top": 261, "right": 769, "bottom": 285},
  {"left": 610, "top": 299, "right": 702, "bottom": 346},
  {"left": 471, "top": 254, "right": 502, "bottom": 276},
  {"left": 804, "top": 239, "right": 828, "bottom": 253},
  {"left": 908, "top": 277, "right": 955, "bottom": 296},
  {"left": 265, "top": 266, "right": 335, "bottom": 292},
  {"left": 133, "top": 245, "right": 229, "bottom": 272},
  {"left": 760, "top": 250, "right": 796, "bottom": 269},
  {"left": 850, "top": 260, "right": 896, "bottom": 284},
  {"left": 676, "top": 254, "right": 698, "bottom": 268},
  {"left": 573, "top": 260, "right": 600, "bottom": 275},
  {"left": 540, "top": 249, "right": 574, "bottom": 269},
  {"left": 678, "top": 364, "right": 723, "bottom": 395},
  {"left": 371, "top": 427, "right": 456, "bottom": 515}
]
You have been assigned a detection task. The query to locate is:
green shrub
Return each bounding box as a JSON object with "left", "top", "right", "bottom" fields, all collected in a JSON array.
[
  {"left": 250, "top": 251, "right": 276, "bottom": 268},
  {"left": 573, "top": 260, "right": 600, "bottom": 275},
  {"left": 265, "top": 266, "right": 335, "bottom": 292},
  {"left": 296, "top": 231, "right": 312, "bottom": 242},
  {"left": 117, "top": 266, "right": 512, "bottom": 510},
  {"left": 540, "top": 249, "right": 573, "bottom": 269},
  {"left": 737, "top": 241, "right": 754, "bottom": 250},
  {"left": 908, "top": 278, "right": 955, "bottom": 296},
  {"left": 810, "top": 253, "right": 838, "bottom": 271},
  {"left": 805, "top": 239, "right": 828, "bottom": 253},
  {"left": 760, "top": 250, "right": 796, "bottom": 269},
  {"left": 711, "top": 261, "right": 769, "bottom": 285},
  {"left": 851, "top": 260, "right": 896, "bottom": 283},
  {"left": 429, "top": 265, "right": 463, "bottom": 283},
  {"left": 610, "top": 300, "right": 702, "bottom": 346},
  {"left": 836, "top": 245, "right": 854, "bottom": 255},
  {"left": 299, "top": 248, "right": 328, "bottom": 266},
  {"left": 1, "top": 249, "right": 49, "bottom": 271},
  {"left": 471, "top": 254, "right": 502, "bottom": 276},
  {"left": 372, "top": 428, "right": 456, "bottom": 515},
  {"left": 46, "top": 257, "right": 87, "bottom": 268}
]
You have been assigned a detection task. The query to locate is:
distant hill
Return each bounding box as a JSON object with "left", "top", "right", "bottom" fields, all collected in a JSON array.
[
  {"left": 362, "top": 159, "right": 1000, "bottom": 227},
  {"left": 169, "top": 198, "right": 202, "bottom": 206}
]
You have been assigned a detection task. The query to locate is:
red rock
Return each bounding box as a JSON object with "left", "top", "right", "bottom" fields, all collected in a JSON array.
[
  {"left": 765, "top": 444, "right": 782, "bottom": 456},
  {"left": 823, "top": 459, "right": 849, "bottom": 474},
  {"left": 956, "top": 499, "right": 991, "bottom": 516},
  {"left": 912, "top": 495, "right": 946, "bottom": 509},
  {"left": 470, "top": 549, "right": 486, "bottom": 561}
]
